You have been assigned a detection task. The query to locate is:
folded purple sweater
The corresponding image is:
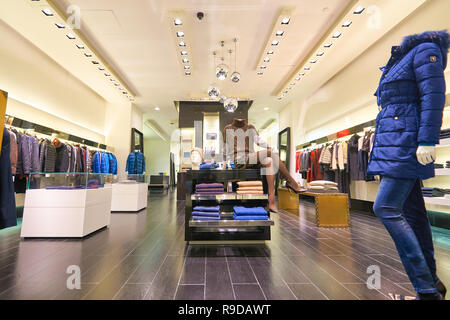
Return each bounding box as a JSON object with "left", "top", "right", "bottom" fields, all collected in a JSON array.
[{"left": 195, "top": 183, "right": 224, "bottom": 189}]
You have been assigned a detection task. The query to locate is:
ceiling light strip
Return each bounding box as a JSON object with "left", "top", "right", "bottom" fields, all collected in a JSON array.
[
  {"left": 169, "top": 10, "right": 193, "bottom": 76},
  {"left": 273, "top": 0, "right": 359, "bottom": 96},
  {"left": 46, "top": 1, "right": 136, "bottom": 100}
]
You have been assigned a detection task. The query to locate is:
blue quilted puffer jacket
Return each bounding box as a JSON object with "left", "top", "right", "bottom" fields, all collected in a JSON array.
[
  {"left": 108, "top": 153, "right": 118, "bottom": 175},
  {"left": 100, "top": 152, "right": 110, "bottom": 174},
  {"left": 126, "top": 152, "right": 146, "bottom": 174},
  {"left": 368, "top": 30, "right": 449, "bottom": 180}
]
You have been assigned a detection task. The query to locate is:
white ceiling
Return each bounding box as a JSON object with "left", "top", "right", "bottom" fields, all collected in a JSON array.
[{"left": 50, "top": 0, "right": 353, "bottom": 134}]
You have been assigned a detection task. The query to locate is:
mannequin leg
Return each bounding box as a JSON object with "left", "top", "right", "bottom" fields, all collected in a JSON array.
[
  {"left": 256, "top": 150, "right": 300, "bottom": 190},
  {"left": 403, "top": 180, "right": 439, "bottom": 283},
  {"left": 373, "top": 177, "right": 437, "bottom": 295}
]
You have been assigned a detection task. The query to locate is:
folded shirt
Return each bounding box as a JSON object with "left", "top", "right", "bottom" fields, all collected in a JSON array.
[
  {"left": 195, "top": 191, "right": 224, "bottom": 195},
  {"left": 233, "top": 214, "right": 269, "bottom": 220},
  {"left": 237, "top": 186, "right": 263, "bottom": 191},
  {"left": 192, "top": 216, "right": 221, "bottom": 220},
  {"left": 237, "top": 181, "right": 263, "bottom": 187},
  {"left": 192, "top": 211, "right": 220, "bottom": 217},
  {"left": 233, "top": 206, "right": 267, "bottom": 216},
  {"left": 309, "top": 180, "right": 338, "bottom": 187},
  {"left": 237, "top": 190, "right": 264, "bottom": 194},
  {"left": 199, "top": 163, "right": 219, "bottom": 170},
  {"left": 195, "top": 188, "right": 224, "bottom": 193},
  {"left": 193, "top": 206, "right": 220, "bottom": 212},
  {"left": 196, "top": 183, "right": 224, "bottom": 189}
]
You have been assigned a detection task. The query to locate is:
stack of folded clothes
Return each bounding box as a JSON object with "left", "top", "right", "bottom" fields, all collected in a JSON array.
[
  {"left": 422, "top": 187, "right": 450, "bottom": 198},
  {"left": 233, "top": 206, "right": 268, "bottom": 220},
  {"left": 446, "top": 161, "right": 450, "bottom": 169},
  {"left": 192, "top": 205, "right": 220, "bottom": 220},
  {"left": 199, "top": 162, "right": 219, "bottom": 170},
  {"left": 434, "top": 163, "right": 444, "bottom": 169},
  {"left": 236, "top": 181, "right": 263, "bottom": 194},
  {"left": 439, "top": 128, "right": 450, "bottom": 140},
  {"left": 195, "top": 183, "right": 224, "bottom": 195},
  {"left": 308, "top": 180, "right": 339, "bottom": 191}
]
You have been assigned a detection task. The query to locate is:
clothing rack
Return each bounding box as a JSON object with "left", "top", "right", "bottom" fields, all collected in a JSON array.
[
  {"left": 5, "top": 114, "right": 113, "bottom": 152},
  {"left": 296, "top": 119, "right": 376, "bottom": 151}
]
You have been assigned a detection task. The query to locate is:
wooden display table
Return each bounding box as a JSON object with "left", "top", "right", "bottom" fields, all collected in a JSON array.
[{"left": 278, "top": 188, "right": 350, "bottom": 228}]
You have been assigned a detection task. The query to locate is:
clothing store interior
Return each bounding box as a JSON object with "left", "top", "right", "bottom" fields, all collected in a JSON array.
[{"left": 1, "top": 0, "right": 450, "bottom": 302}]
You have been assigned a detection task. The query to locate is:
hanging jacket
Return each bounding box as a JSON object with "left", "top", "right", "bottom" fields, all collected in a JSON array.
[
  {"left": 368, "top": 30, "right": 449, "bottom": 180},
  {"left": 55, "top": 144, "right": 70, "bottom": 172},
  {"left": 43, "top": 141, "right": 57, "bottom": 173},
  {"left": 19, "top": 134, "right": 32, "bottom": 174},
  {"left": 100, "top": 152, "right": 110, "bottom": 174},
  {"left": 8, "top": 131, "right": 18, "bottom": 175},
  {"left": 126, "top": 151, "right": 146, "bottom": 174},
  {"left": 108, "top": 153, "right": 118, "bottom": 174},
  {"left": 92, "top": 151, "right": 101, "bottom": 173}
]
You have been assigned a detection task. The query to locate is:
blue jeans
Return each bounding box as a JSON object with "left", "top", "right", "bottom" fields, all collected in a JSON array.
[{"left": 373, "top": 177, "right": 438, "bottom": 294}]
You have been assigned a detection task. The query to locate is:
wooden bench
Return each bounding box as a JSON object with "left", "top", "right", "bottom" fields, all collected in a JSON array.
[{"left": 278, "top": 188, "right": 350, "bottom": 228}]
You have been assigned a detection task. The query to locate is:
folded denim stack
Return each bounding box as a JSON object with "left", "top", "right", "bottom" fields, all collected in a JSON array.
[
  {"left": 308, "top": 180, "right": 339, "bottom": 191},
  {"left": 434, "top": 163, "right": 444, "bottom": 169},
  {"left": 236, "top": 181, "right": 263, "bottom": 194},
  {"left": 422, "top": 187, "right": 450, "bottom": 198},
  {"left": 195, "top": 183, "right": 224, "bottom": 195},
  {"left": 233, "top": 206, "right": 268, "bottom": 220},
  {"left": 192, "top": 205, "right": 220, "bottom": 220},
  {"left": 199, "top": 163, "right": 219, "bottom": 170}
]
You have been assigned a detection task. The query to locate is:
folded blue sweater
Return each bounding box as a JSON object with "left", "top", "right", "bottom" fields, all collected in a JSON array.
[
  {"left": 192, "top": 211, "right": 220, "bottom": 217},
  {"left": 233, "top": 214, "right": 268, "bottom": 220},
  {"left": 233, "top": 206, "right": 267, "bottom": 216},
  {"left": 193, "top": 216, "right": 221, "bottom": 220},
  {"left": 200, "top": 163, "right": 219, "bottom": 169},
  {"left": 193, "top": 206, "right": 220, "bottom": 212}
]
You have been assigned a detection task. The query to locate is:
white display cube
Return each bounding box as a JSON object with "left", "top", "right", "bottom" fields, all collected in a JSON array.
[
  {"left": 111, "top": 182, "right": 148, "bottom": 212},
  {"left": 20, "top": 187, "right": 112, "bottom": 238}
]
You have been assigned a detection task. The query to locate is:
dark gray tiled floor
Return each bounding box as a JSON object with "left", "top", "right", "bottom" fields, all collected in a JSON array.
[{"left": 0, "top": 191, "right": 449, "bottom": 300}]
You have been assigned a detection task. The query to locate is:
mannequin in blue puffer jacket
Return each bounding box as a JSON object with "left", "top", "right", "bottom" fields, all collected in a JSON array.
[{"left": 368, "top": 30, "right": 449, "bottom": 300}]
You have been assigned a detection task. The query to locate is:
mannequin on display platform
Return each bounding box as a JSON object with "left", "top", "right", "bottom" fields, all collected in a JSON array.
[
  {"left": 223, "top": 118, "right": 302, "bottom": 212},
  {"left": 367, "top": 30, "right": 449, "bottom": 300}
]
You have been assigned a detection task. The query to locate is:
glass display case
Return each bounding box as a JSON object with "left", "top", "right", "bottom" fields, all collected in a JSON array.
[{"left": 27, "top": 172, "right": 114, "bottom": 190}]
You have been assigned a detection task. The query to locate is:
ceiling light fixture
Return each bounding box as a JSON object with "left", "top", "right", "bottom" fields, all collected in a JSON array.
[
  {"left": 276, "top": 30, "right": 284, "bottom": 36},
  {"left": 181, "top": 50, "right": 188, "bottom": 55},
  {"left": 342, "top": 20, "right": 352, "bottom": 27},
  {"left": 104, "top": 73, "right": 111, "bottom": 77},
  {"left": 257, "top": 72, "right": 263, "bottom": 75},
  {"left": 185, "top": 71, "right": 191, "bottom": 75},
  {"left": 182, "top": 58, "right": 189, "bottom": 63},
  {"left": 271, "top": 40, "right": 279, "bottom": 46},
  {"left": 224, "top": 97, "right": 238, "bottom": 113},
  {"left": 76, "top": 44, "right": 84, "bottom": 49},
  {"left": 260, "top": 65, "right": 267, "bottom": 69},
  {"left": 304, "top": 67, "right": 311, "bottom": 70},
  {"left": 264, "top": 107, "right": 269, "bottom": 111},
  {"left": 264, "top": 57, "right": 270, "bottom": 62},
  {"left": 267, "top": 50, "right": 274, "bottom": 55},
  {"left": 55, "top": 23, "right": 65, "bottom": 29},
  {"left": 91, "top": 61, "right": 99, "bottom": 65},
  {"left": 230, "top": 38, "right": 241, "bottom": 83},
  {"left": 324, "top": 43, "right": 333, "bottom": 48},
  {"left": 299, "top": 72, "right": 305, "bottom": 76},
  {"left": 66, "top": 33, "right": 76, "bottom": 40},
  {"left": 208, "top": 85, "right": 220, "bottom": 98},
  {"left": 354, "top": 6, "right": 365, "bottom": 14},
  {"left": 317, "top": 51, "right": 325, "bottom": 56},
  {"left": 184, "top": 65, "right": 190, "bottom": 70},
  {"left": 98, "top": 67, "right": 105, "bottom": 71},
  {"left": 332, "top": 31, "right": 342, "bottom": 38},
  {"left": 215, "top": 42, "right": 229, "bottom": 80},
  {"left": 42, "top": 8, "right": 53, "bottom": 16},
  {"left": 310, "top": 59, "right": 317, "bottom": 63},
  {"left": 174, "top": 18, "right": 182, "bottom": 26},
  {"left": 178, "top": 41, "right": 186, "bottom": 46},
  {"left": 281, "top": 17, "right": 290, "bottom": 24},
  {"left": 295, "top": 77, "right": 300, "bottom": 81},
  {"left": 84, "top": 53, "right": 92, "bottom": 57},
  {"left": 176, "top": 31, "right": 184, "bottom": 37},
  {"left": 290, "top": 83, "right": 295, "bottom": 86}
]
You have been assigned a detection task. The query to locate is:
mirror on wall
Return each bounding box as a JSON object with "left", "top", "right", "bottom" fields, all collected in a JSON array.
[
  {"left": 131, "top": 128, "right": 144, "bottom": 153},
  {"left": 276, "top": 127, "right": 290, "bottom": 190}
]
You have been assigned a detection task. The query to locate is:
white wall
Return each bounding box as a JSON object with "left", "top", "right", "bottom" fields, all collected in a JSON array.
[
  {"left": 279, "top": 0, "right": 450, "bottom": 200},
  {"left": 144, "top": 138, "right": 170, "bottom": 175},
  {"left": 0, "top": 20, "right": 107, "bottom": 140},
  {"left": 131, "top": 104, "right": 144, "bottom": 132}
]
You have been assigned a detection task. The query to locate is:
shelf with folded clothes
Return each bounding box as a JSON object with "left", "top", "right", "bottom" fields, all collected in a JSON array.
[
  {"left": 189, "top": 219, "right": 275, "bottom": 228},
  {"left": 424, "top": 197, "right": 450, "bottom": 206},
  {"left": 189, "top": 205, "right": 273, "bottom": 227},
  {"left": 191, "top": 193, "right": 269, "bottom": 201},
  {"left": 435, "top": 168, "right": 450, "bottom": 176}
]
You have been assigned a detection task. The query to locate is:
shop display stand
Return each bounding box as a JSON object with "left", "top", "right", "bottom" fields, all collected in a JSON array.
[
  {"left": 185, "top": 169, "right": 273, "bottom": 242},
  {"left": 111, "top": 182, "right": 148, "bottom": 212},
  {"left": 21, "top": 187, "right": 112, "bottom": 238}
]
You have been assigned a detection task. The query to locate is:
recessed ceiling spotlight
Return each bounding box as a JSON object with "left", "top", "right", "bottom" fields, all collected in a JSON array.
[
  {"left": 178, "top": 41, "right": 186, "bottom": 47},
  {"left": 174, "top": 18, "right": 182, "bottom": 26},
  {"left": 185, "top": 71, "right": 191, "bottom": 75},
  {"left": 287, "top": 87, "right": 292, "bottom": 90},
  {"left": 92, "top": 61, "right": 99, "bottom": 65},
  {"left": 342, "top": 20, "right": 352, "bottom": 27},
  {"left": 271, "top": 40, "right": 279, "bottom": 46},
  {"left": 290, "top": 83, "right": 295, "bottom": 86},
  {"left": 176, "top": 31, "right": 184, "bottom": 37},
  {"left": 181, "top": 50, "right": 188, "bottom": 55},
  {"left": 267, "top": 50, "right": 274, "bottom": 55},
  {"left": 283, "top": 90, "right": 288, "bottom": 94},
  {"left": 299, "top": 72, "right": 305, "bottom": 76},
  {"left": 110, "top": 78, "right": 115, "bottom": 82},
  {"left": 42, "top": 8, "right": 53, "bottom": 16},
  {"left": 119, "top": 87, "right": 124, "bottom": 91},
  {"left": 76, "top": 44, "right": 84, "bottom": 49},
  {"left": 281, "top": 17, "right": 290, "bottom": 24},
  {"left": 264, "top": 57, "right": 270, "bottom": 62},
  {"left": 66, "top": 33, "right": 76, "bottom": 40},
  {"left": 295, "top": 77, "right": 300, "bottom": 81},
  {"left": 264, "top": 107, "right": 269, "bottom": 111},
  {"left": 184, "top": 65, "right": 190, "bottom": 70},
  {"left": 277, "top": 97, "right": 282, "bottom": 100},
  {"left": 354, "top": 6, "right": 365, "bottom": 14},
  {"left": 304, "top": 67, "right": 311, "bottom": 70},
  {"left": 182, "top": 58, "right": 189, "bottom": 63},
  {"left": 104, "top": 73, "right": 111, "bottom": 77},
  {"left": 332, "top": 31, "right": 342, "bottom": 38},
  {"left": 324, "top": 43, "right": 333, "bottom": 48},
  {"left": 257, "top": 72, "right": 263, "bottom": 75},
  {"left": 55, "top": 23, "right": 65, "bottom": 29},
  {"left": 84, "top": 53, "right": 92, "bottom": 57},
  {"left": 310, "top": 59, "right": 318, "bottom": 63},
  {"left": 98, "top": 67, "right": 105, "bottom": 71},
  {"left": 260, "top": 65, "right": 267, "bottom": 69},
  {"left": 317, "top": 51, "right": 325, "bottom": 56},
  {"left": 114, "top": 83, "right": 120, "bottom": 86},
  {"left": 276, "top": 30, "right": 284, "bottom": 36}
]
